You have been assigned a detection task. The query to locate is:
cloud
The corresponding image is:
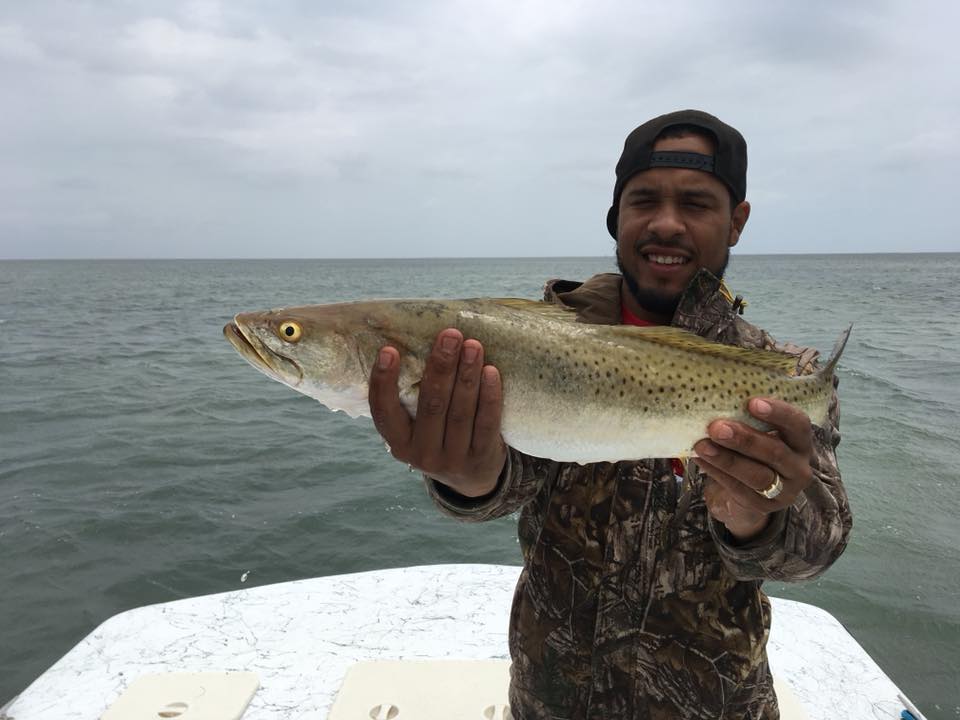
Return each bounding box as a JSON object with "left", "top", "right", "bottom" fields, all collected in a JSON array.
[
  {"left": 876, "top": 128, "right": 960, "bottom": 171},
  {"left": 0, "top": 23, "right": 45, "bottom": 62},
  {"left": 1, "top": 0, "right": 958, "bottom": 257}
]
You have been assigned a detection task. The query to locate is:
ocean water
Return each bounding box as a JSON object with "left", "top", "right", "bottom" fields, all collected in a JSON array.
[{"left": 1, "top": 255, "right": 958, "bottom": 717}]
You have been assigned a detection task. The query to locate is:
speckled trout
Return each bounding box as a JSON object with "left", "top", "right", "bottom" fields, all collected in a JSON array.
[{"left": 224, "top": 298, "right": 850, "bottom": 464}]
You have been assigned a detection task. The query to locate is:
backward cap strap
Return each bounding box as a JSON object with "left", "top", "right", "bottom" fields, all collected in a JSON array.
[{"left": 648, "top": 151, "right": 715, "bottom": 173}]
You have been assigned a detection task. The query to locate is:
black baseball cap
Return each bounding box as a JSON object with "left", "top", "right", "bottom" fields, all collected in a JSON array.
[{"left": 606, "top": 109, "right": 747, "bottom": 238}]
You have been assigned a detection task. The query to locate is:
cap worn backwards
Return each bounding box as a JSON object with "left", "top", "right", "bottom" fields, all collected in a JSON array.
[{"left": 606, "top": 109, "right": 748, "bottom": 238}]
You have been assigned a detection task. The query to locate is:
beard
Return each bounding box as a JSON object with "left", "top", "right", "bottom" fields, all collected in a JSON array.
[{"left": 616, "top": 245, "right": 730, "bottom": 319}]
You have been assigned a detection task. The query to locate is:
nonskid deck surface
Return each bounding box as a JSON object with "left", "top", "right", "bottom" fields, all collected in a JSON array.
[
  {"left": 5, "top": 564, "right": 907, "bottom": 719},
  {"left": 326, "top": 659, "right": 809, "bottom": 720}
]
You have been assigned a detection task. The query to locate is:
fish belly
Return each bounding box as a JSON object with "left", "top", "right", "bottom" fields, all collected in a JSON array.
[{"left": 498, "top": 387, "right": 719, "bottom": 464}]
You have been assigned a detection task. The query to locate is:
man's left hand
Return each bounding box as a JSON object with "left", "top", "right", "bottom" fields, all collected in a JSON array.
[{"left": 694, "top": 397, "right": 815, "bottom": 542}]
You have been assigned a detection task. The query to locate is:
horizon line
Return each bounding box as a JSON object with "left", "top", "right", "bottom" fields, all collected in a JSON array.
[{"left": 1, "top": 250, "right": 957, "bottom": 261}]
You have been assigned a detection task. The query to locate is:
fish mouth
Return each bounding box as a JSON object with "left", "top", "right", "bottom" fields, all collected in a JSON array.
[{"left": 223, "top": 320, "right": 303, "bottom": 386}]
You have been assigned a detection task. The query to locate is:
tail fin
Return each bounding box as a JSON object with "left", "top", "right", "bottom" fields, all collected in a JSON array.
[{"left": 819, "top": 324, "right": 852, "bottom": 379}]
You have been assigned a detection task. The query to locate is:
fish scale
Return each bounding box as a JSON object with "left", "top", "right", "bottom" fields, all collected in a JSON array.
[{"left": 224, "top": 298, "right": 850, "bottom": 464}]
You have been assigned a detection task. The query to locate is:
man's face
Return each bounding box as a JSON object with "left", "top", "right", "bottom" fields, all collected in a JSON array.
[{"left": 615, "top": 132, "right": 749, "bottom": 320}]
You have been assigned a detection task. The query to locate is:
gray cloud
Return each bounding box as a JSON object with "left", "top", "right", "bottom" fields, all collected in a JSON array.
[{"left": 1, "top": 0, "right": 957, "bottom": 258}]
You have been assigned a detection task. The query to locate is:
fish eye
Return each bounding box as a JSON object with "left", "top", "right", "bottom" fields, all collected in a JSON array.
[{"left": 278, "top": 321, "right": 303, "bottom": 343}]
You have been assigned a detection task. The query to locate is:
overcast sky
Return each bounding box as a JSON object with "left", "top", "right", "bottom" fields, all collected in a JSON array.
[{"left": 1, "top": 0, "right": 957, "bottom": 258}]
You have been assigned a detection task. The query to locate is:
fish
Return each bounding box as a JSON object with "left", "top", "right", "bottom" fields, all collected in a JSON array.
[{"left": 223, "top": 298, "right": 850, "bottom": 464}]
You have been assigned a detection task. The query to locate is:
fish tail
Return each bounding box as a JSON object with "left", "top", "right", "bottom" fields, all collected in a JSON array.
[{"left": 818, "top": 324, "right": 853, "bottom": 379}]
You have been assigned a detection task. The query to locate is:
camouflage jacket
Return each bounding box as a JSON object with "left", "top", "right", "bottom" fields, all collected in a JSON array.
[{"left": 425, "top": 271, "right": 852, "bottom": 720}]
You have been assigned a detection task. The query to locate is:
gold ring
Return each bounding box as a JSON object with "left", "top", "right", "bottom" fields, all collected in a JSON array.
[{"left": 758, "top": 472, "right": 783, "bottom": 499}]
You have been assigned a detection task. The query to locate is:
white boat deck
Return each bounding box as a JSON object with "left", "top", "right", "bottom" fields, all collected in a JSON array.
[{"left": 4, "top": 564, "right": 910, "bottom": 719}]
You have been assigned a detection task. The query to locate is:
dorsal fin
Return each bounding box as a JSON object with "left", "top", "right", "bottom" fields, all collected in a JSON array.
[
  {"left": 485, "top": 298, "right": 580, "bottom": 322},
  {"left": 485, "top": 298, "right": 800, "bottom": 374},
  {"left": 601, "top": 325, "right": 800, "bottom": 373}
]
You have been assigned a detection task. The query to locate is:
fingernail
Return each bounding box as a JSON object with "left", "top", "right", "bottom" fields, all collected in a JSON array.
[
  {"left": 481, "top": 366, "right": 497, "bottom": 385},
  {"left": 753, "top": 399, "right": 772, "bottom": 417},
  {"left": 377, "top": 349, "right": 392, "bottom": 370},
  {"left": 462, "top": 345, "right": 478, "bottom": 364},
  {"left": 698, "top": 441, "right": 718, "bottom": 457},
  {"left": 714, "top": 424, "right": 734, "bottom": 441},
  {"left": 441, "top": 334, "right": 459, "bottom": 352}
]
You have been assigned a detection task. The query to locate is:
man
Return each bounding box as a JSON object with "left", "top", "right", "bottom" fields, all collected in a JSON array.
[{"left": 368, "top": 110, "right": 852, "bottom": 719}]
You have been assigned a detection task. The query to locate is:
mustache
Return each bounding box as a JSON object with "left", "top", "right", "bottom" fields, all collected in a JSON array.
[{"left": 633, "top": 234, "right": 694, "bottom": 255}]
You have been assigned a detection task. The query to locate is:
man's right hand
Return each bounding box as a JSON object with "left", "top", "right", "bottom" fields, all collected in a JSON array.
[{"left": 368, "top": 328, "right": 508, "bottom": 498}]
